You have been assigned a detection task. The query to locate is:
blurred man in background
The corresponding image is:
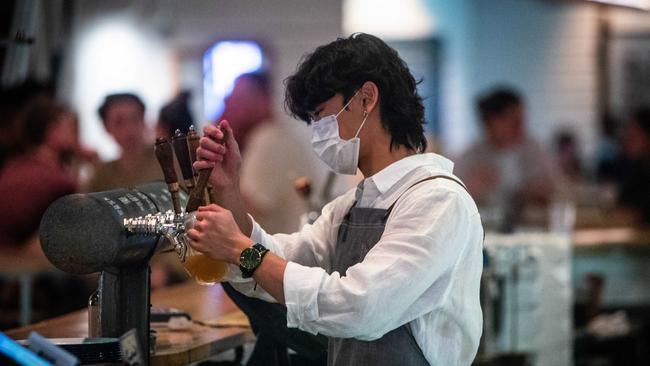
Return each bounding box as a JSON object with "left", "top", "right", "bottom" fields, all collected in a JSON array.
[
  {"left": 216, "top": 73, "right": 273, "bottom": 154},
  {"left": 554, "top": 130, "right": 583, "bottom": 184},
  {"left": 616, "top": 107, "right": 650, "bottom": 225},
  {"left": 456, "top": 87, "right": 557, "bottom": 230},
  {"left": 156, "top": 91, "right": 195, "bottom": 139},
  {"left": 88, "top": 93, "right": 177, "bottom": 288},
  {"left": 217, "top": 72, "right": 327, "bottom": 364},
  {"left": 220, "top": 72, "right": 319, "bottom": 235},
  {"left": 87, "top": 93, "right": 161, "bottom": 192}
]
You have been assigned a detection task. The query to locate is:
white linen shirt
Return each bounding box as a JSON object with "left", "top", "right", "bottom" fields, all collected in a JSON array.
[{"left": 226, "top": 153, "right": 484, "bottom": 365}]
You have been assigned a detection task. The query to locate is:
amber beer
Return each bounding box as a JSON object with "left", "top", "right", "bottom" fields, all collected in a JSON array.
[
  {"left": 183, "top": 252, "right": 228, "bottom": 285},
  {"left": 181, "top": 212, "right": 228, "bottom": 285}
]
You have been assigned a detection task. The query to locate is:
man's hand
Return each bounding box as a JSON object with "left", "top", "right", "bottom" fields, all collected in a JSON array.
[
  {"left": 186, "top": 204, "right": 253, "bottom": 264},
  {"left": 194, "top": 120, "right": 242, "bottom": 191}
]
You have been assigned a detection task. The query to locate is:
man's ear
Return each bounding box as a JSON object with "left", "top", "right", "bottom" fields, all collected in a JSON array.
[{"left": 359, "top": 81, "right": 379, "bottom": 115}]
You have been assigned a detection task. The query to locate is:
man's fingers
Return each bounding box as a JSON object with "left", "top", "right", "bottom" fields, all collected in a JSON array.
[
  {"left": 203, "top": 125, "right": 224, "bottom": 141},
  {"left": 196, "top": 146, "right": 224, "bottom": 163},
  {"left": 220, "top": 120, "right": 240, "bottom": 153},
  {"left": 198, "top": 204, "right": 223, "bottom": 212},
  {"left": 193, "top": 160, "right": 215, "bottom": 171},
  {"left": 186, "top": 228, "right": 200, "bottom": 241},
  {"left": 198, "top": 137, "right": 226, "bottom": 155}
]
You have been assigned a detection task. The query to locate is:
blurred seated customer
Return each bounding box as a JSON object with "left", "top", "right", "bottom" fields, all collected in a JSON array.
[
  {"left": 0, "top": 81, "right": 56, "bottom": 169},
  {"left": 89, "top": 93, "right": 183, "bottom": 288},
  {"left": 456, "top": 87, "right": 557, "bottom": 230},
  {"left": 87, "top": 93, "right": 162, "bottom": 192},
  {"left": 0, "top": 99, "right": 78, "bottom": 252},
  {"left": 156, "top": 90, "right": 195, "bottom": 138},
  {"left": 596, "top": 113, "right": 622, "bottom": 184},
  {"left": 554, "top": 130, "right": 583, "bottom": 184},
  {"left": 616, "top": 107, "right": 650, "bottom": 225}
]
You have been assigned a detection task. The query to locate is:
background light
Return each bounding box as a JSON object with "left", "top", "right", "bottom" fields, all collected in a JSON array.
[
  {"left": 343, "top": 0, "right": 435, "bottom": 40},
  {"left": 203, "top": 41, "right": 264, "bottom": 121}
]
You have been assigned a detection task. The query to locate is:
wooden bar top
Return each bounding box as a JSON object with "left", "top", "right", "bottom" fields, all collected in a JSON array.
[{"left": 5, "top": 281, "right": 254, "bottom": 366}]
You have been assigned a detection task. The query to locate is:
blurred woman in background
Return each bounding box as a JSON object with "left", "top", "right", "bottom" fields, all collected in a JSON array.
[{"left": 0, "top": 98, "right": 80, "bottom": 251}]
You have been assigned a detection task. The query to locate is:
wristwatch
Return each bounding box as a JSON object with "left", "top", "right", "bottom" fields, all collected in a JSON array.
[{"left": 239, "top": 243, "right": 269, "bottom": 278}]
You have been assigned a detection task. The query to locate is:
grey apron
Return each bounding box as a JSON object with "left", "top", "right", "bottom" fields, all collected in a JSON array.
[{"left": 327, "top": 175, "right": 467, "bottom": 366}]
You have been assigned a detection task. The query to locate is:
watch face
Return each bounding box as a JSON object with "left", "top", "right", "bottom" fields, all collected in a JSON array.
[{"left": 240, "top": 248, "right": 261, "bottom": 270}]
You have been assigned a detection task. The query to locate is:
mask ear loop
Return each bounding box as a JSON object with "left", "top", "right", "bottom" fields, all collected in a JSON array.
[
  {"left": 354, "top": 110, "right": 369, "bottom": 138},
  {"left": 336, "top": 90, "right": 361, "bottom": 118}
]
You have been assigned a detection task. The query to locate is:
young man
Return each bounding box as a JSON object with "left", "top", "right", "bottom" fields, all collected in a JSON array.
[
  {"left": 88, "top": 93, "right": 161, "bottom": 192},
  {"left": 190, "top": 33, "right": 483, "bottom": 365},
  {"left": 455, "top": 88, "right": 557, "bottom": 231}
]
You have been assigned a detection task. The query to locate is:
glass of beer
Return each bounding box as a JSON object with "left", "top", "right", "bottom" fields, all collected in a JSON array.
[{"left": 180, "top": 212, "right": 228, "bottom": 285}]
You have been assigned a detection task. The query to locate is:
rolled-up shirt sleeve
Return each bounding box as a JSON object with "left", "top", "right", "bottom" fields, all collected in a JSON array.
[
  {"left": 283, "top": 185, "right": 479, "bottom": 340},
  {"left": 225, "top": 192, "right": 351, "bottom": 301}
]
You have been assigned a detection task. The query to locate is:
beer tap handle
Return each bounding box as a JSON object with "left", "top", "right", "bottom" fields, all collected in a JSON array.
[
  {"left": 172, "top": 129, "right": 196, "bottom": 191},
  {"left": 187, "top": 126, "right": 212, "bottom": 205},
  {"left": 186, "top": 126, "right": 200, "bottom": 171},
  {"left": 186, "top": 169, "right": 211, "bottom": 213},
  {"left": 186, "top": 126, "right": 226, "bottom": 212},
  {"left": 154, "top": 138, "right": 182, "bottom": 215}
]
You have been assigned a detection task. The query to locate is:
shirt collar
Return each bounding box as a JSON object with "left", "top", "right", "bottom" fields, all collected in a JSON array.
[{"left": 369, "top": 153, "right": 454, "bottom": 196}]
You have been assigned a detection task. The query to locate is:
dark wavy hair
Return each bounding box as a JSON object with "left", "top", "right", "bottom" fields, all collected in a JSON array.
[{"left": 284, "top": 33, "right": 427, "bottom": 152}]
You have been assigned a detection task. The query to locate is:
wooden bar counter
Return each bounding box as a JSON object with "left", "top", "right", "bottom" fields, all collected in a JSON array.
[
  {"left": 573, "top": 227, "right": 650, "bottom": 249},
  {"left": 5, "top": 281, "right": 254, "bottom": 366}
]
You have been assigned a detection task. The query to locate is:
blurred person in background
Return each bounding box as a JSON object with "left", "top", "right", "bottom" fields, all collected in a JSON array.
[
  {"left": 215, "top": 71, "right": 327, "bottom": 364},
  {"left": 0, "top": 98, "right": 89, "bottom": 328},
  {"left": 156, "top": 90, "right": 195, "bottom": 139},
  {"left": 554, "top": 130, "right": 583, "bottom": 184},
  {"left": 87, "top": 93, "right": 162, "bottom": 192},
  {"left": 0, "top": 81, "right": 56, "bottom": 169},
  {"left": 224, "top": 71, "right": 320, "bottom": 235},
  {"left": 153, "top": 91, "right": 198, "bottom": 287},
  {"left": 88, "top": 93, "right": 175, "bottom": 288},
  {"left": 616, "top": 107, "right": 650, "bottom": 226},
  {"left": 215, "top": 72, "right": 274, "bottom": 154},
  {"left": 596, "top": 113, "right": 621, "bottom": 184},
  {"left": 455, "top": 87, "right": 557, "bottom": 230},
  {"left": 0, "top": 98, "right": 79, "bottom": 252}
]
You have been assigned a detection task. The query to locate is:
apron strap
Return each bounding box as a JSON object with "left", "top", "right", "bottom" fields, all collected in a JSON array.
[{"left": 384, "top": 175, "right": 469, "bottom": 219}]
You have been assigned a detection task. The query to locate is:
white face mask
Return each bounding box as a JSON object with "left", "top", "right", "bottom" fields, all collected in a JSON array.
[{"left": 311, "top": 92, "right": 368, "bottom": 175}]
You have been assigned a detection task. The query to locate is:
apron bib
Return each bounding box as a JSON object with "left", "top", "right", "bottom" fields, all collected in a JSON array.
[{"left": 327, "top": 175, "right": 466, "bottom": 366}]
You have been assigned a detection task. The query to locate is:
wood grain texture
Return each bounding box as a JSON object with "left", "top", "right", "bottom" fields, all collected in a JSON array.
[{"left": 5, "top": 281, "right": 253, "bottom": 366}]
